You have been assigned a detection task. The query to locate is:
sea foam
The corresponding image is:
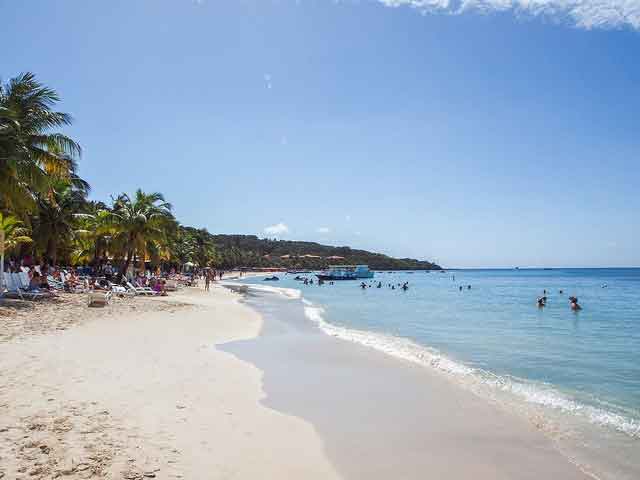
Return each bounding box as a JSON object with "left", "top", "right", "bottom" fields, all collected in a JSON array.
[{"left": 301, "top": 298, "right": 640, "bottom": 439}]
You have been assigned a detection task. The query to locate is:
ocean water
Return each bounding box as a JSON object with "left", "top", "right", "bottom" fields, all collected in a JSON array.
[{"left": 238, "top": 268, "right": 640, "bottom": 478}]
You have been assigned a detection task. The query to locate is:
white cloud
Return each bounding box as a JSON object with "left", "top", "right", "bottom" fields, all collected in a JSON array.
[
  {"left": 264, "top": 222, "right": 289, "bottom": 235},
  {"left": 377, "top": 0, "right": 640, "bottom": 30},
  {"left": 317, "top": 227, "right": 331, "bottom": 234}
]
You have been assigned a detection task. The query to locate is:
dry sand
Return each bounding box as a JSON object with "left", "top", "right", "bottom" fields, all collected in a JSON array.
[{"left": 0, "top": 284, "right": 340, "bottom": 479}]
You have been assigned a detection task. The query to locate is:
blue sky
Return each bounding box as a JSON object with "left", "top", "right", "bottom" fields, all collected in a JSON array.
[{"left": 2, "top": 0, "right": 639, "bottom": 267}]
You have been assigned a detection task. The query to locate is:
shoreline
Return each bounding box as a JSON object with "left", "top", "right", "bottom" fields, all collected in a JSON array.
[
  {"left": 1, "top": 277, "right": 633, "bottom": 479},
  {"left": 224, "top": 281, "right": 636, "bottom": 480}
]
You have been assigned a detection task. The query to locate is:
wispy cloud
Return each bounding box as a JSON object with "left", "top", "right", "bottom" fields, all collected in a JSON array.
[
  {"left": 377, "top": 0, "right": 640, "bottom": 30},
  {"left": 317, "top": 226, "right": 331, "bottom": 234},
  {"left": 264, "top": 222, "right": 289, "bottom": 235}
]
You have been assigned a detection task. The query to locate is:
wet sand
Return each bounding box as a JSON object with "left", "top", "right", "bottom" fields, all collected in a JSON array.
[{"left": 222, "top": 290, "right": 594, "bottom": 480}]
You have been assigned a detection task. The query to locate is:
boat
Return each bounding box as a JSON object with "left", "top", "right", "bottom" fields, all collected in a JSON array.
[{"left": 316, "top": 265, "right": 374, "bottom": 281}]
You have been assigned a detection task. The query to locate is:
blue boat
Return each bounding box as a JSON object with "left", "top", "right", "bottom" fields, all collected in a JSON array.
[{"left": 316, "top": 265, "right": 374, "bottom": 281}]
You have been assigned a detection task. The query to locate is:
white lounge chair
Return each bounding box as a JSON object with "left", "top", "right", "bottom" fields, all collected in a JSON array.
[
  {"left": 3, "top": 272, "right": 48, "bottom": 300},
  {"left": 88, "top": 290, "right": 111, "bottom": 307},
  {"left": 126, "top": 281, "right": 158, "bottom": 296},
  {"left": 109, "top": 282, "right": 135, "bottom": 297}
]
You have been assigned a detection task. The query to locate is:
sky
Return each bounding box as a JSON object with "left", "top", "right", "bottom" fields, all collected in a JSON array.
[{"left": 2, "top": 0, "right": 639, "bottom": 268}]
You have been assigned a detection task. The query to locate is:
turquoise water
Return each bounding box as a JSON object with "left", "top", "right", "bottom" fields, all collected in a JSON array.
[{"left": 241, "top": 269, "right": 640, "bottom": 444}]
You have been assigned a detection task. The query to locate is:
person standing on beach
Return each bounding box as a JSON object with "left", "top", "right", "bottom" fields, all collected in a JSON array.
[{"left": 205, "top": 272, "right": 211, "bottom": 291}]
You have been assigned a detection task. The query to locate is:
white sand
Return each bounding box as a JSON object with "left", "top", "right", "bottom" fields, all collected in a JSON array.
[{"left": 0, "top": 286, "right": 340, "bottom": 479}]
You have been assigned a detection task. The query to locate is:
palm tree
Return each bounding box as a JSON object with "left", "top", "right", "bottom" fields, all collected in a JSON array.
[
  {"left": 107, "top": 190, "right": 175, "bottom": 275},
  {"left": 0, "top": 211, "right": 32, "bottom": 253},
  {"left": 74, "top": 200, "right": 114, "bottom": 264},
  {"left": 0, "top": 72, "right": 81, "bottom": 214},
  {"left": 31, "top": 180, "right": 88, "bottom": 265}
]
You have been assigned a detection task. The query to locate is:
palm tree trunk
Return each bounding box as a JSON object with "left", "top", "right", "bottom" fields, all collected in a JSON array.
[
  {"left": 121, "top": 249, "right": 133, "bottom": 276},
  {"left": 46, "top": 237, "right": 57, "bottom": 266}
]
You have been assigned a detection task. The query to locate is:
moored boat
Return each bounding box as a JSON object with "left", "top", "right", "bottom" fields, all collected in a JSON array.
[{"left": 316, "top": 265, "right": 374, "bottom": 281}]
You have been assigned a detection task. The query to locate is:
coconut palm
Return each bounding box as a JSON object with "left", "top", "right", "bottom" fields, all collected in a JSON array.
[
  {"left": 0, "top": 72, "right": 82, "bottom": 214},
  {"left": 107, "top": 190, "right": 175, "bottom": 275},
  {"left": 74, "top": 200, "right": 114, "bottom": 264},
  {"left": 0, "top": 212, "right": 32, "bottom": 253},
  {"left": 31, "top": 180, "right": 89, "bottom": 265}
]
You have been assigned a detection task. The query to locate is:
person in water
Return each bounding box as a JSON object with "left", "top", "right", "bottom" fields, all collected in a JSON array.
[
  {"left": 569, "top": 296, "right": 582, "bottom": 310},
  {"left": 360, "top": 282, "right": 367, "bottom": 289},
  {"left": 401, "top": 282, "right": 409, "bottom": 291},
  {"left": 377, "top": 282, "right": 382, "bottom": 288},
  {"left": 459, "top": 285, "right": 463, "bottom": 291},
  {"left": 537, "top": 296, "right": 547, "bottom": 308}
]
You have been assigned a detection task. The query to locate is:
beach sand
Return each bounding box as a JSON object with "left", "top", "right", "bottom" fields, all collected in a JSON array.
[
  {"left": 1, "top": 279, "right": 593, "bottom": 479},
  {"left": 0, "top": 284, "right": 339, "bottom": 479}
]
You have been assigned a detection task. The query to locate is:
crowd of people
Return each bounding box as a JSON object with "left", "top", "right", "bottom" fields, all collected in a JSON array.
[{"left": 1, "top": 256, "right": 200, "bottom": 298}]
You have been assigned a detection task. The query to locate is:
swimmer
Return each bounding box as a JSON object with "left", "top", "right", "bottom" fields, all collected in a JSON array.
[
  {"left": 559, "top": 289, "right": 563, "bottom": 294},
  {"left": 467, "top": 285, "right": 471, "bottom": 290},
  {"left": 360, "top": 282, "right": 367, "bottom": 289},
  {"left": 459, "top": 285, "right": 463, "bottom": 291},
  {"left": 569, "top": 296, "right": 582, "bottom": 310}
]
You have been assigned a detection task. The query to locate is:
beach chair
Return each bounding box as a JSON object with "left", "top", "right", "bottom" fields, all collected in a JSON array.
[
  {"left": 59, "top": 271, "right": 88, "bottom": 293},
  {"left": 4, "top": 272, "right": 48, "bottom": 300},
  {"left": 109, "top": 282, "right": 135, "bottom": 297},
  {"left": 17, "top": 272, "right": 53, "bottom": 298},
  {"left": 47, "top": 275, "right": 65, "bottom": 291},
  {"left": 127, "top": 281, "right": 157, "bottom": 296},
  {"left": 88, "top": 290, "right": 111, "bottom": 307}
]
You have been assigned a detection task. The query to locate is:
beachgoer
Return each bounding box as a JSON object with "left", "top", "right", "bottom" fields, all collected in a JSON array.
[
  {"left": 205, "top": 273, "right": 211, "bottom": 291},
  {"left": 360, "top": 282, "right": 367, "bottom": 289},
  {"left": 569, "top": 296, "right": 581, "bottom": 310}
]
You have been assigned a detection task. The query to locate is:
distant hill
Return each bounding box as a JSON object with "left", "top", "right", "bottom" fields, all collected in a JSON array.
[{"left": 209, "top": 234, "right": 441, "bottom": 270}]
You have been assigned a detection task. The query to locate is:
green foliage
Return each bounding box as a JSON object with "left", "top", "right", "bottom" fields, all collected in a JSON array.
[
  {"left": 0, "top": 72, "right": 82, "bottom": 215},
  {"left": 106, "top": 190, "right": 176, "bottom": 274},
  {"left": 0, "top": 212, "right": 32, "bottom": 253}
]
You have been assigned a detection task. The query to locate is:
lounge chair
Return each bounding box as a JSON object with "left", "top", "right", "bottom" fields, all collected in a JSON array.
[
  {"left": 3, "top": 272, "right": 48, "bottom": 300},
  {"left": 88, "top": 290, "right": 111, "bottom": 306},
  {"left": 126, "top": 281, "right": 158, "bottom": 296},
  {"left": 47, "top": 275, "right": 65, "bottom": 290},
  {"left": 59, "top": 272, "right": 87, "bottom": 293},
  {"left": 109, "top": 282, "right": 135, "bottom": 297}
]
